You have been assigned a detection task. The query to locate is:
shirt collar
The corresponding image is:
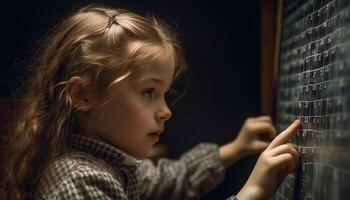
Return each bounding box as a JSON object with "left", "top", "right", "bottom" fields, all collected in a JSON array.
[
  {"left": 119, "top": 149, "right": 143, "bottom": 166},
  {"left": 66, "top": 134, "right": 142, "bottom": 168}
]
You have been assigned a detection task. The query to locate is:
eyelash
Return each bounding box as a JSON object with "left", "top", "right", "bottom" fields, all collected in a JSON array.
[
  {"left": 142, "top": 88, "right": 174, "bottom": 99},
  {"left": 143, "top": 88, "right": 155, "bottom": 98}
]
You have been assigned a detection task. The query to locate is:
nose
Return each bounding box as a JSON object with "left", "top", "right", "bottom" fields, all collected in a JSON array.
[{"left": 156, "top": 104, "right": 172, "bottom": 122}]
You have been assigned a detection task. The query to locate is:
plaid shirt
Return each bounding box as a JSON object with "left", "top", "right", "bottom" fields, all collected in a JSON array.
[{"left": 35, "top": 134, "right": 238, "bottom": 200}]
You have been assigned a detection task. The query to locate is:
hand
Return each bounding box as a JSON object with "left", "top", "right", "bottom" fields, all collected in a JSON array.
[
  {"left": 219, "top": 116, "right": 277, "bottom": 168},
  {"left": 236, "top": 120, "right": 301, "bottom": 200},
  {"left": 235, "top": 116, "right": 277, "bottom": 157}
]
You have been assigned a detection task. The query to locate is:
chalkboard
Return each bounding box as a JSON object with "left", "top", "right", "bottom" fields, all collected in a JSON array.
[{"left": 273, "top": 0, "right": 350, "bottom": 199}]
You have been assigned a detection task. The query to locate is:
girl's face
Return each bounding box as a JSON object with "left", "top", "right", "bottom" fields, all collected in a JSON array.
[{"left": 84, "top": 55, "right": 175, "bottom": 159}]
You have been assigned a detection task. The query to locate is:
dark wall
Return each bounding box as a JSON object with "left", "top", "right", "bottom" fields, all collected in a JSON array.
[{"left": 1, "top": 1, "right": 261, "bottom": 199}]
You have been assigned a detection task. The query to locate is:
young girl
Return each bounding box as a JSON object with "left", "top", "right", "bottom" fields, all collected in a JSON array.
[{"left": 1, "top": 4, "right": 301, "bottom": 200}]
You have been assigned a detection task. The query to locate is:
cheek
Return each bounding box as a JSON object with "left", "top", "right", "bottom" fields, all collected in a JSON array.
[{"left": 98, "top": 96, "right": 153, "bottom": 132}]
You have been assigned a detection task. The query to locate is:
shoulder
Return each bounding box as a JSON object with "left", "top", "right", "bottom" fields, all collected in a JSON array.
[{"left": 36, "top": 151, "right": 127, "bottom": 199}]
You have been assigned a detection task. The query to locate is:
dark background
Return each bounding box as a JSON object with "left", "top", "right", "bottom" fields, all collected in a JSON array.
[{"left": 1, "top": 1, "right": 261, "bottom": 199}]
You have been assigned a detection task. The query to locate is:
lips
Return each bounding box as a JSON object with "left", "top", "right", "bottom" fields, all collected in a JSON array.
[
  {"left": 147, "top": 129, "right": 164, "bottom": 143},
  {"left": 147, "top": 129, "right": 164, "bottom": 137}
]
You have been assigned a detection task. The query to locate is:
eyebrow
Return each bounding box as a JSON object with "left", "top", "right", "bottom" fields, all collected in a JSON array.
[
  {"left": 139, "top": 77, "right": 173, "bottom": 89},
  {"left": 139, "top": 77, "right": 164, "bottom": 84}
]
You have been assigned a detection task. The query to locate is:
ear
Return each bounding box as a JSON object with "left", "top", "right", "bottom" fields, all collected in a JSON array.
[{"left": 66, "top": 76, "right": 96, "bottom": 112}]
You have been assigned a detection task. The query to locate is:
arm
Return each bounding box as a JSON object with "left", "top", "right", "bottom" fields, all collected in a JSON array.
[
  {"left": 137, "top": 143, "right": 226, "bottom": 200},
  {"left": 37, "top": 167, "right": 128, "bottom": 200},
  {"left": 137, "top": 115, "right": 277, "bottom": 200}
]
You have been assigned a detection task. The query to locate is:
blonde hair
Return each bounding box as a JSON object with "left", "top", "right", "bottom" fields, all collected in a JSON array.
[{"left": 1, "top": 4, "right": 187, "bottom": 199}]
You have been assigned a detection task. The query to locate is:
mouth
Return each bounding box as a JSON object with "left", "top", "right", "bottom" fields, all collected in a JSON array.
[{"left": 147, "top": 129, "right": 163, "bottom": 141}]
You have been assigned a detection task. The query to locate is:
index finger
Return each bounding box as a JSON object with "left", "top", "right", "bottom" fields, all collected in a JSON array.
[{"left": 267, "top": 120, "right": 301, "bottom": 150}]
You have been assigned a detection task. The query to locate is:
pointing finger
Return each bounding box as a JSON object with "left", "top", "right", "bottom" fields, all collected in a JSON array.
[{"left": 267, "top": 120, "right": 301, "bottom": 150}]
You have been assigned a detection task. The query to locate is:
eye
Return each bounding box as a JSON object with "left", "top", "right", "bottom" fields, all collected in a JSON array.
[{"left": 142, "top": 88, "right": 155, "bottom": 98}]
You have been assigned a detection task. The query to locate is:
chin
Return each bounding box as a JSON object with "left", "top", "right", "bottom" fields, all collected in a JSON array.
[{"left": 131, "top": 149, "right": 152, "bottom": 160}]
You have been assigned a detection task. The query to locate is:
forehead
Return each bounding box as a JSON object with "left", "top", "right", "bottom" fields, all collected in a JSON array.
[
  {"left": 130, "top": 49, "right": 176, "bottom": 83},
  {"left": 104, "top": 43, "right": 176, "bottom": 94}
]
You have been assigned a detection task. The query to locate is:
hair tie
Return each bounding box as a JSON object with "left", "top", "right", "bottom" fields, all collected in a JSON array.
[{"left": 107, "top": 15, "right": 119, "bottom": 28}]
